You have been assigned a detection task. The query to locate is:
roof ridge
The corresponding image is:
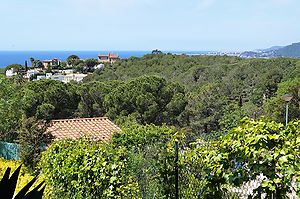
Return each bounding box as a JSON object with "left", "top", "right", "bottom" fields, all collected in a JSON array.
[{"left": 51, "top": 117, "right": 108, "bottom": 122}]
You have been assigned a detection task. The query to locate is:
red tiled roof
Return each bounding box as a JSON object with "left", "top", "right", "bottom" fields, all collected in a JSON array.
[
  {"left": 46, "top": 117, "right": 121, "bottom": 141},
  {"left": 98, "top": 53, "right": 119, "bottom": 59},
  {"left": 109, "top": 53, "right": 119, "bottom": 59}
]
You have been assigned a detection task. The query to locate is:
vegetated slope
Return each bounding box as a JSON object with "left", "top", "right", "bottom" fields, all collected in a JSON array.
[
  {"left": 2, "top": 54, "right": 300, "bottom": 136},
  {"left": 85, "top": 54, "right": 300, "bottom": 92},
  {"left": 84, "top": 54, "right": 300, "bottom": 133},
  {"left": 276, "top": 42, "right": 300, "bottom": 58}
]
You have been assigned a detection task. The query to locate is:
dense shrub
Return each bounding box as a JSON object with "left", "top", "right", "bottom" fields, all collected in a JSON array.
[
  {"left": 112, "top": 123, "right": 185, "bottom": 199},
  {"left": 19, "top": 117, "right": 52, "bottom": 172},
  {"left": 0, "top": 75, "right": 23, "bottom": 142},
  {"left": 40, "top": 138, "right": 141, "bottom": 199},
  {"left": 183, "top": 119, "right": 300, "bottom": 198}
]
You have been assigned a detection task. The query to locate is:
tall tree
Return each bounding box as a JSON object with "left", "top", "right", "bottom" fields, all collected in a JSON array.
[
  {"left": 21, "top": 79, "right": 80, "bottom": 120},
  {"left": 104, "top": 76, "right": 187, "bottom": 126},
  {"left": 0, "top": 76, "right": 22, "bottom": 142},
  {"left": 66, "top": 55, "right": 80, "bottom": 66}
]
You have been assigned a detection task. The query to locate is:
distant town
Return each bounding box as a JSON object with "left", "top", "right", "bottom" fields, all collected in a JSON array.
[{"left": 5, "top": 53, "right": 120, "bottom": 83}]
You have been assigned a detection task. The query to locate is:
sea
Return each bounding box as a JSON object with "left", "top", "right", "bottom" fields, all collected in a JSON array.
[{"left": 0, "top": 50, "right": 213, "bottom": 68}]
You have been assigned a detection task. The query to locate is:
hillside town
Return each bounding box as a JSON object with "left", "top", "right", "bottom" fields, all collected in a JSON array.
[{"left": 5, "top": 53, "right": 120, "bottom": 83}]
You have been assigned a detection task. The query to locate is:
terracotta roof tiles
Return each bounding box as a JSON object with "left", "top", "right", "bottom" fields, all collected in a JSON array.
[{"left": 46, "top": 117, "right": 121, "bottom": 141}]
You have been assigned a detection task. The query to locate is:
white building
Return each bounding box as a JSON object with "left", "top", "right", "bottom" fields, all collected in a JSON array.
[
  {"left": 63, "top": 74, "right": 87, "bottom": 83},
  {"left": 58, "top": 69, "right": 74, "bottom": 74},
  {"left": 36, "top": 75, "right": 47, "bottom": 81},
  {"left": 5, "top": 69, "right": 17, "bottom": 77},
  {"left": 32, "top": 71, "right": 87, "bottom": 83},
  {"left": 25, "top": 69, "right": 39, "bottom": 79},
  {"left": 94, "top": 64, "right": 105, "bottom": 70},
  {"left": 50, "top": 74, "right": 65, "bottom": 81}
]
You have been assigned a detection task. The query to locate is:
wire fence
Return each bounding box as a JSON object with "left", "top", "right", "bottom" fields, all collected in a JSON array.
[
  {"left": 231, "top": 174, "right": 298, "bottom": 199},
  {"left": 0, "top": 141, "right": 20, "bottom": 160}
]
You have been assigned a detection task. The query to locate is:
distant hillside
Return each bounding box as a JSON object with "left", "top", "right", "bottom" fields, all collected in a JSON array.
[
  {"left": 276, "top": 42, "right": 300, "bottom": 58},
  {"left": 255, "top": 46, "right": 283, "bottom": 53},
  {"left": 240, "top": 42, "right": 300, "bottom": 58}
]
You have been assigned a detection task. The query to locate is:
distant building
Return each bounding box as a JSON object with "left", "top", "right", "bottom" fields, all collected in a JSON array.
[
  {"left": 25, "top": 69, "right": 39, "bottom": 79},
  {"left": 98, "top": 53, "right": 120, "bottom": 63},
  {"left": 5, "top": 68, "right": 17, "bottom": 77},
  {"left": 33, "top": 71, "right": 87, "bottom": 83},
  {"left": 42, "top": 58, "right": 61, "bottom": 68},
  {"left": 59, "top": 69, "right": 74, "bottom": 75},
  {"left": 36, "top": 75, "right": 47, "bottom": 81},
  {"left": 46, "top": 117, "right": 121, "bottom": 141},
  {"left": 63, "top": 73, "right": 87, "bottom": 83},
  {"left": 94, "top": 64, "right": 105, "bottom": 70},
  {"left": 50, "top": 74, "right": 65, "bottom": 81}
]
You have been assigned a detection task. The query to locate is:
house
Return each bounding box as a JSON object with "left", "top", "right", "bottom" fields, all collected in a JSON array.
[
  {"left": 32, "top": 72, "right": 87, "bottom": 83},
  {"left": 98, "top": 53, "right": 120, "bottom": 64},
  {"left": 59, "top": 69, "right": 74, "bottom": 75},
  {"left": 42, "top": 58, "right": 61, "bottom": 68},
  {"left": 94, "top": 64, "right": 105, "bottom": 70},
  {"left": 46, "top": 117, "right": 121, "bottom": 141},
  {"left": 63, "top": 73, "right": 87, "bottom": 83},
  {"left": 49, "top": 74, "right": 65, "bottom": 81},
  {"left": 36, "top": 75, "right": 47, "bottom": 81},
  {"left": 25, "top": 69, "right": 39, "bottom": 79},
  {"left": 5, "top": 68, "right": 17, "bottom": 77}
]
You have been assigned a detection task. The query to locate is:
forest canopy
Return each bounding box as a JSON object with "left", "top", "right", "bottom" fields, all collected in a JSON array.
[{"left": 1, "top": 54, "right": 300, "bottom": 140}]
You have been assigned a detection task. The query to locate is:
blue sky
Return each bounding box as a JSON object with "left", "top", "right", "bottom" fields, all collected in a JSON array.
[{"left": 0, "top": 0, "right": 299, "bottom": 51}]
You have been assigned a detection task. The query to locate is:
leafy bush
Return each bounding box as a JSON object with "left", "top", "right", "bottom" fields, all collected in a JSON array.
[
  {"left": 40, "top": 138, "right": 141, "bottom": 199},
  {"left": 183, "top": 119, "right": 300, "bottom": 198},
  {"left": 112, "top": 123, "right": 185, "bottom": 199},
  {"left": 19, "top": 117, "right": 53, "bottom": 172},
  {"left": 0, "top": 75, "right": 23, "bottom": 142}
]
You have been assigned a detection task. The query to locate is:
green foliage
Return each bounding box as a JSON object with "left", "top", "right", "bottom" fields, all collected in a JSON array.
[
  {"left": 104, "top": 75, "right": 187, "bottom": 126},
  {"left": 5, "top": 64, "right": 24, "bottom": 71},
  {"left": 66, "top": 55, "right": 80, "bottom": 66},
  {"left": 0, "top": 164, "right": 45, "bottom": 199},
  {"left": 58, "top": 61, "right": 68, "bottom": 69},
  {"left": 264, "top": 77, "right": 300, "bottom": 123},
  {"left": 19, "top": 117, "right": 52, "bottom": 172},
  {"left": 85, "top": 58, "right": 98, "bottom": 68},
  {"left": 76, "top": 80, "right": 123, "bottom": 118},
  {"left": 40, "top": 138, "right": 141, "bottom": 199},
  {"left": 112, "top": 123, "right": 184, "bottom": 199},
  {"left": 85, "top": 54, "right": 300, "bottom": 132},
  {"left": 21, "top": 79, "right": 80, "bottom": 120},
  {"left": 32, "top": 60, "right": 43, "bottom": 68},
  {"left": 184, "top": 119, "right": 300, "bottom": 198},
  {"left": 0, "top": 76, "right": 23, "bottom": 142},
  {"left": 187, "top": 83, "right": 228, "bottom": 133}
]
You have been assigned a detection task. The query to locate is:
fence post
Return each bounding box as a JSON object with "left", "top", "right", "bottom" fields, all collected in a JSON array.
[{"left": 175, "top": 141, "right": 179, "bottom": 199}]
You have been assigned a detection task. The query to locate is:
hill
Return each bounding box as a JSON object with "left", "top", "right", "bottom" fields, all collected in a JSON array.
[
  {"left": 276, "top": 42, "right": 300, "bottom": 58},
  {"left": 84, "top": 54, "right": 300, "bottom": 132},
  {"left": 240, "top": 42, "right": 300, "bottom": 58}
]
